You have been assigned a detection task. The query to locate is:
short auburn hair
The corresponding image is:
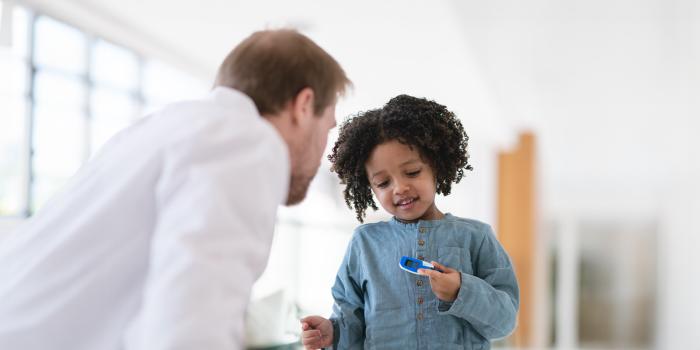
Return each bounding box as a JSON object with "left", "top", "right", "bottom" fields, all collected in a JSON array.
[{"left": 215, "top": 29, "right": 351, "bottom": 116}]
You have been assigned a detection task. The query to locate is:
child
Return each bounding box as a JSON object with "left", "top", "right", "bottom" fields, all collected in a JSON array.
[{"left": 300, "top": 95, "right": 519, "bottom": 349}]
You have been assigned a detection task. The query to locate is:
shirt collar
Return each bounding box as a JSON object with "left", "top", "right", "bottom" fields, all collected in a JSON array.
[{"left": 390, "top": 213, "right": 453, "bottom": 229}]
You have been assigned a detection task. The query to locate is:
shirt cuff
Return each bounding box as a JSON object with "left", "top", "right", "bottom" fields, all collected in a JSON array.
[
  {"left": 327, "top": 317, "right": 340, "bottom": 350},
  {"left": 436, "top": 272, "right": 470, "bottom": 316},
  {"left": 438, "top": 299, "right": 454, "bottom": 312}
]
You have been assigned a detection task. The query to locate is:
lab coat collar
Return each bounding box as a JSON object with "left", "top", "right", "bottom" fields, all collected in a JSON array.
[{"left": 208, "top": 86, "right": 261, "bottom": 118}]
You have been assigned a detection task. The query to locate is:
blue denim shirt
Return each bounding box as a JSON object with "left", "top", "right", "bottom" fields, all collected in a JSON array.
[{"left": 329, "top": 214, "right": 519, "bottom": 350}]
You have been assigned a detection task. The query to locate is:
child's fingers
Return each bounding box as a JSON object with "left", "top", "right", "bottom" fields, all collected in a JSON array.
[
  {"left": 431, "top": 261, "right": 456, "bottom": 273},
  {"left": 301, "top": 329, "right": 321, "bottom": 338},
  {"left": 300, "top": 315, "right": 325, "bottom": 328},
  {"left": 302, "top": 333, "right": 326, "bottom": 349},
  {"left": 301, "top": 329, "right": 323, "bottom": 345},
  {"left": 304, "top": 340, "right": 324, "bottom": 350},
  {"left": 300, "top": 316, "right": 315, "bottom": 324},
  {"left": 301, "top": 322, "right": 309, "bottom": 331},
  {"left": 418, "top": 268, "right": 439, "bottom": 279},
  {"left": 430, "top": 261, "right": 445, "bottom": 270}
]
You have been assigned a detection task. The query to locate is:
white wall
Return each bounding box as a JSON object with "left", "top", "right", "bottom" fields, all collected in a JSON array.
[
  {"left": 657, "top": 1, "right": 700, "bottom": 344},
  {"left": 452, "top": 0, "right": 700, "bottom": 348},
  {"left": 453, "top": 0, "right": 693, "bottom": 210}
]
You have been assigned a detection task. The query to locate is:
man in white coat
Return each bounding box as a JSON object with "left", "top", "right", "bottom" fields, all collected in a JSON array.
[{"left": 0, "top": 29, "right": 350, "bottom": 349}]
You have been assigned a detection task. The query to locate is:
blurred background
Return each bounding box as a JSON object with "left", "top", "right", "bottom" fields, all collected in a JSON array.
[{"left": 1, "top": 0, "right": 698, "bottom": 349}]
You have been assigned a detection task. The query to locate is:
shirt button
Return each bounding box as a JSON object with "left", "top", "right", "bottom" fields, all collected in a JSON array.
[
  {"left": 417, "top": 313, "right": 424, "bottom": 320},
  {"left": 417, "top": 255, "right": 425, "bottom": 261},
  {"left": 417, "top": 297, "right": 424, "bottom": 304},
  {"left": 419, "top": 227, "right": 427, "bottom": 233},
  {"left": 418, "top": 239, "right": 425, "bottom": 246},
  {"left": 416, "top": 279, "right": 423, "bottom": 286}
]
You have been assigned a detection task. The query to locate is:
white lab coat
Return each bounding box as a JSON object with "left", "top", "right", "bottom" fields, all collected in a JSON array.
[{"left": 0, "top": 87, "right": 290, "bottom": 349}]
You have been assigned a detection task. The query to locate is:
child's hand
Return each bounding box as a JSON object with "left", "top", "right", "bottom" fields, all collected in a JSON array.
[
  {"left": 300, "top": 315, "right": 334, "bottom": 349},
  {"left": 418, "top": 261, "right": 462, "bottom": 302}
]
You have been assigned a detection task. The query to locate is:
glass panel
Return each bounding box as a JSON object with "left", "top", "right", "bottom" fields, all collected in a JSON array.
[
  {"left": 91, "top": 39, "right": 140, "bottom": 91},
  {"left": 32, "top": 105, "right": 86, "bottom": 210},
  {"left": 34, "top": 69, "right": 86, "bottom": 108},
  {"left": 0, "top": 97, "right": 27, "bottom": 216},
  {"left": 90, "top": 86, "right": 139, "bottom": 154},
  {"left": 34, "top": 15, "right": 86, "bottom": 74}
]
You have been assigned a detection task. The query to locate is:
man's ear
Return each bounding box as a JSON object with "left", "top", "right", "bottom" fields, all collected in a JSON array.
[{"left": 290, "top": 87, "right": 315, "bottom": 126}]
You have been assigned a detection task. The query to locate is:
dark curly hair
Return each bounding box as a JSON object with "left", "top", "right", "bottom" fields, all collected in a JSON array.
[{"left": 329, "top": 94, "right": 473, "bottom": 222}]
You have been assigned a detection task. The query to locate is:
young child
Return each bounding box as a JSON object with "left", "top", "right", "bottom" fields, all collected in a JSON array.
[{"left": 300, "top": 95, "right": 519, "bottom": 349}]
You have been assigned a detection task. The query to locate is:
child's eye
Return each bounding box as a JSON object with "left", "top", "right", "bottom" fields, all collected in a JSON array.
[
  {"left": 406, "top": 169, "right": 421, "bottom": 177},
  {"left": 376, "top": 181, "right": 389, "bottom": 189}
]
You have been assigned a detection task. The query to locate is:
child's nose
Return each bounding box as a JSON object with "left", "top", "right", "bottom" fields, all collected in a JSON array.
[{"left": 393, "top": 180, "right": 410, "bottom": 194}]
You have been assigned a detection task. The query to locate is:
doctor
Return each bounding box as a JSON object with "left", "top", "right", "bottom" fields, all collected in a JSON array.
[{"left": 0, "top": 29, "right": 350, "bottom": 349}]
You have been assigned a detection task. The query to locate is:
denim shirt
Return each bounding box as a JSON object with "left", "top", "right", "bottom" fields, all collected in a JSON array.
[{"left": 329, "top": 214, "right": 519, "bottom": 350}]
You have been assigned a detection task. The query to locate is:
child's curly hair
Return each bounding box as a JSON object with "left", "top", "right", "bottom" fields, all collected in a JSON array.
[{"left": 329, "top": 94, "right": 473, "bottom": 222}]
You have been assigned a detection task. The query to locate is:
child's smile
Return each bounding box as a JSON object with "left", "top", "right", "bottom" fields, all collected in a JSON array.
[{"left": 395, "top": 196, "right": 417, "bottom": 209}]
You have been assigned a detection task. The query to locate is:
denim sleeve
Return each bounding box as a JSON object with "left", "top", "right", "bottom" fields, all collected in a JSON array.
[
  {"left": 328, "top": 236, "right": 366, "bottom": 350},
  {"left": 437, "top": 225, "right": 519, "bottom": 339}
]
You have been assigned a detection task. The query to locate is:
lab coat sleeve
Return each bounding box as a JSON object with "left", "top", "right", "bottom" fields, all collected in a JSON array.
[
  {"left": 329, "top": 236, "right": 366, "bottom": 350},
  {"left": 123, "top": 125, "right": 288, "bottom": 349},
  {"left": 436, "top": 225, "right": 520, "bottom": 340}
]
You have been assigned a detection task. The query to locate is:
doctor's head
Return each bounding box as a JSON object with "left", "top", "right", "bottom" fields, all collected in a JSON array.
[{"left": 215, "top": 29, "right": 351, "bottom": 205}]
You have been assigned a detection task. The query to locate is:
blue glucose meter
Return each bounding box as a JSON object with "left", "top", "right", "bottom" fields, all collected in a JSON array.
[{"left": 399, "top": 256, "right": 441, "bottom": 275}]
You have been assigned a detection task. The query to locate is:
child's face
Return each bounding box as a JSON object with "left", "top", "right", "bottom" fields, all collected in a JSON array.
[{"left": 365, "top": 140, "right": 441, "bottom": 222}]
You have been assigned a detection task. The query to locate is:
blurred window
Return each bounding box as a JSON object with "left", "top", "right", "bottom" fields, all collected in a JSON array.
[{"left": 0, "top": 6, "right": 206, "bottom": 216}]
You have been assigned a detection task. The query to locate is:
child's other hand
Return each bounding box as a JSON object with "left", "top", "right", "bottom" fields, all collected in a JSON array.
[
  {"left": 418, "top": 261, "right": 462, "bottom": 302},
  {"left": 300, "top": 315, "right": 333, "bottom": 349}
]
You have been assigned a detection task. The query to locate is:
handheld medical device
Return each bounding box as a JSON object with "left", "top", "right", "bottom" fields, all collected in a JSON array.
[{"left": 399, "top": 256, "right": 442, "bottom": 275}]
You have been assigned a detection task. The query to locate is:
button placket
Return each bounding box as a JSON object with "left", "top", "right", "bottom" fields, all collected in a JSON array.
[
  {"left": 416, "top": 226, "right": 430, "bottom": 348},
  {"left": 414, "top": 226, "right": 429, "bottom": 333}
]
